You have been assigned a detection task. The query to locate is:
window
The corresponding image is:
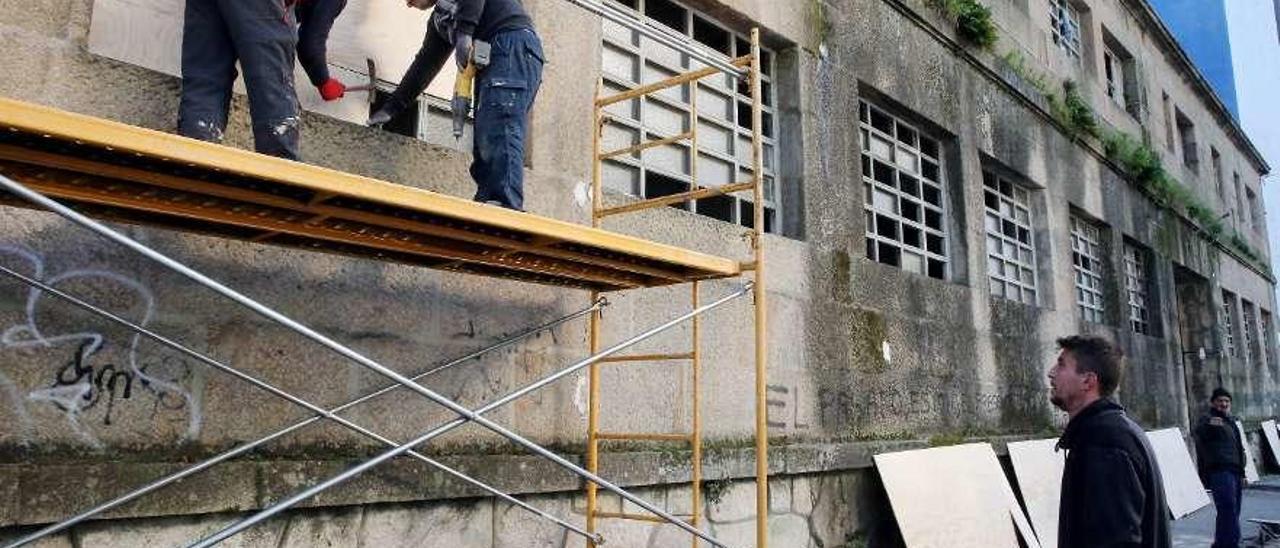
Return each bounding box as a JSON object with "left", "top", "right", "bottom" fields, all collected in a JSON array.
[
  {"left": 1222, "top": 291, "right": 1237, "bottom": 358},
  {"left": 984, "top": 170, "right": 1038, "bottom": 304},
  {"left": 860, "top": 100, "right": 948, "bottom": 280},
  {"left": 1234, "top": 172, "right": 1244, "bottom": 230},
  {"left": 1123, "top": 244, "right": 1151, "bottom": 335},
  {"left": 1262, "top": 310, "right": 1274, "bottom": 371},
  {"left": 1050, "top": 0, "right": 1082, "bottom": 59},
  {"left": 1247, "top": 189, "right": 1261, "bottom": 231},
  {"left": 1071, "top": 215, "right": 1105, "bottom": 323},
  {"left": 600, "top": 0, "right": 779, "bottom": 232},
  {"left": 1212, "top": 147, "right": 1224, "bottom": 202},
  {"left": 1162, "top": 93, "right": 1175, "bottom": 152},
  {"left": 1101, "top": 30, "right": 1139, "bottom": 117},
  {"left": 1243, "top": 300, "right": 1259, "bottom": 366},
  {"left": 1175, "top": 108, "right": 1197, "bottom": 172}
]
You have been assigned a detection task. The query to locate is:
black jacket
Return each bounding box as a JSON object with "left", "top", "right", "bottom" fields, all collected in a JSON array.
[
  {"left": 444, "top": 0, "right": 533, "bottom": 41},
  {"left": 1192, "top": 408, "right": 1244, "bottom": 477},
  {"left": 1056, "top": 398, "right": 1171, "bottom": 548}
]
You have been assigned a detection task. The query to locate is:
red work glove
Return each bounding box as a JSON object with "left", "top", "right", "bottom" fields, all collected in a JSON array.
[{"left": 318, "top": 78, "right": 346, "bottom": 101}]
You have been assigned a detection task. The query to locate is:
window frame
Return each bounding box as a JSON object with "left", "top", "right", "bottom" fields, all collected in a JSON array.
[
  {"left": 1222, "top": 291, "right": 1238, "bottom": 358},
  {"left": 1050, "top": 0, "right": 1083, "bottom": 60},
  {"left": 1070, "top": 215, "right": 1106, "bottom": 323},
  {"left": 859, "top": 99, "right": 950, "bottom": 281},
  {"left": 983, "top": 170, "right": 1039, "bottom": 304},
  {"left": 599, "top": 0, "right": 780, "bottom": 232},
  {"left": 1123, "top": 243, "right": 1151, "bottom": 335}
]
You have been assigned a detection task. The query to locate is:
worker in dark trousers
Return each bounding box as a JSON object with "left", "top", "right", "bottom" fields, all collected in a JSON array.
[
  {"left": 296, "top": 0, "right": 349, "bottom": 101},
  {"left": 368, "top": 0, "right": 544, "bottom": 211},
  {"left": 1194, "top": 388, "right": 1246, "bottom": 548},
  {"left": 178, "top": 0, "right": 301, "bottom": 160}
]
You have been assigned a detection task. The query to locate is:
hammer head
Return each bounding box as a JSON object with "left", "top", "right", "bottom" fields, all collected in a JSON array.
[{"left": 345, "top": 58, "right": 379, "bottom": 105}]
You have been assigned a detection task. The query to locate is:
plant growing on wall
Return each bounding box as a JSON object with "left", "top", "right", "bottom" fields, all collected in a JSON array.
[
  {"left": 1049, "top": 80, "right": 1098, "bottom": 140},
  {"left": 928, "top": 0, "right": 999, "bottom": 49}
]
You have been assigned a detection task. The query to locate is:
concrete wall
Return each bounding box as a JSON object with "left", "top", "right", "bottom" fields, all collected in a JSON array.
[{"left": 0, "top": 0, "right": 1275, "bottom": 545}]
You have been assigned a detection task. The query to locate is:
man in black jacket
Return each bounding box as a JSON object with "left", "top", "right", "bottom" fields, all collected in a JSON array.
[
  {"left": 1193, "top": 387, "right": 1245, "bottom": 548},
  {"left": 1049, "top": 335, "right": 1170, "bottom": 548},
  {"left": 367, "top": 0, "right": 544, "bottom": 211}
]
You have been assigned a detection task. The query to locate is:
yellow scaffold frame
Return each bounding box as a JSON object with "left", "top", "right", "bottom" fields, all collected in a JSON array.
[{"left": 584, "top": 28, "right": 769, "bottom": 548}]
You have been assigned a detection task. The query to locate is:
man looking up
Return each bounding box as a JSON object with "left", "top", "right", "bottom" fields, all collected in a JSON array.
[
  {"left": 1049, "top": 335, "right": 1170, "bottom": 548},
  {"left": 368, "top": 0, "right": 544, "bottom": 211}
]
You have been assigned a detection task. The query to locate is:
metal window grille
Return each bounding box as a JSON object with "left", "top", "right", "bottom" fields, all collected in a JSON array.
[
  {"left": 1050, "top": 0, "right": 1082, "bottom": 60},
  {"left": 1070, "top": 216, "right": 1104, "bottom": 322},
  {"left": 860, "top": 100, "right": 949, "bottom": 280},
  {"left": 1243, "top": 300, "right": 1258, "bottom": 366},
  {"left": 1223, "top": 292, "right": 1237, "bottom": 358},
  {"left": 1123, "top": 244, "right": 1150, "bottom": 335},
  {"left": 1262, "top": 310, "right": 1274, "bottom": 370},
  {"left": 600, "top": 0, "right": 779, "bottom": 231},
  {"left": 983, "top": 171, "right": 1037, "bottom": 304}
]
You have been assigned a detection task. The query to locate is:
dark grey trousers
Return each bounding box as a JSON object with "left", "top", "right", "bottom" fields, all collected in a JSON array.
[{"left": 178, "top": 0, "right": 300, "bottom": 160}]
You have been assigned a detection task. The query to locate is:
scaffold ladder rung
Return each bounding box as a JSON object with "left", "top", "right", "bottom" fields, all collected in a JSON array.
[
  {"left": 596, "top": 432, "right": 693, "bottom": 442},
  {"left": 595, "top": 511, "right": 694, "bottom": 523},
  {"left": 597, "top": 352, "right": 694, "bottom": 363}
]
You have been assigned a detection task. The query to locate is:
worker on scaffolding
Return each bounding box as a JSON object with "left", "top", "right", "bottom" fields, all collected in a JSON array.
[
  {"left": 367, "top": 0, "right": 544, "bottom": 211},
  {"left": 296, "top": 0, "right": 351, "bottom": 102},
  {"left": 178, "top": 0, "right": 301, "bottom": 160}
]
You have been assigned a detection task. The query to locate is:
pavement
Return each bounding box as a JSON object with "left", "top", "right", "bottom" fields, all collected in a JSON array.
[{"left": 1172, "top": 476, "right": 1280, "bottom": 547}]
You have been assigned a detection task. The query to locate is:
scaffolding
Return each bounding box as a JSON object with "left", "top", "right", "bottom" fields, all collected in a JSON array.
[
  {"left": 0, "top": 7, "right": 770, "bottom": 548},
  {"left": 584, "top": 27, "right": 769, "bottom": 548}
]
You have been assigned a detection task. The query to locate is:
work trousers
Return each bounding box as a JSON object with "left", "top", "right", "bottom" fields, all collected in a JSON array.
[
  {"left": 470, "top": 29, "right": 543, "bottom": 210},
  {"left": 1207, "top": 469, "right": 1243, "bottom": 548},
  {"left": 178, "top": 0, "right": 301, "bottom": 160}
]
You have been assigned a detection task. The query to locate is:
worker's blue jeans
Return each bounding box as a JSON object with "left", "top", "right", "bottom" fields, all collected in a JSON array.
[
  {"left": 1207, "top": 469, "right": 1242, "bottom": 548},
  {"left": 471, "top": 29, "right": 544, "bottom": 211},
  {"left": 178, "top": 0, "right": 301, "bottom": 160}
]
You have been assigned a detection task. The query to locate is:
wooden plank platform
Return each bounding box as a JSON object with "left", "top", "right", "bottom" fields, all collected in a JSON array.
[{"left": 0, "top": 98, "right": 740, "bottom": 291}]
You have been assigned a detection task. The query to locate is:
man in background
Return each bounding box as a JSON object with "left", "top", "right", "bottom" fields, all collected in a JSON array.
[{"left": 1194, "top": 387, "right": 1245, "bottom": 548}]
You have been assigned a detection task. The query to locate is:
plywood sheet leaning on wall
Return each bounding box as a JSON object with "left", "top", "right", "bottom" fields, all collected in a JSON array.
[
  {"left": 1264, "top": 419, "right": 1280, "bottom": 468},
  {"left": 1237, "top": 420, "right": 1261, "bottom": 483},
  {"left": 1145, "top": 428, "right": 1211, "bottom": 519},
  {"left": 1007, "top": 438, "right": 1064, "bottom": 548},
  {"left": 874, "top": 443, "right": 1041, "bottom": 548}
]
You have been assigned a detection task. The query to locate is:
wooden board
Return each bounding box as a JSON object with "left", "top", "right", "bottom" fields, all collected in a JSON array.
[
  {"left": 1007, "top": 438, "right": 1064, "bottom": 548},
  {"left": 1145, "top": 428, "right": 1211, "bottom": 519},
  {"left": 874, "top": 443, "right": 1041, "bottom": 548},
  {"left": 0, "top": 98, "right": 740, "bottom": 291},
  {"left": 1237, "top": 420, "right": 1261, "bottom": 483},
  {"left": 1264, "top": 419, "right": 1280, "bottom": 469}
]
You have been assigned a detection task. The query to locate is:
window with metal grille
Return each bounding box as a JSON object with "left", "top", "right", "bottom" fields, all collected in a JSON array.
[
  {"left": 600, "top": 0, "right": 779, "bottom": 232},
  {"left": 1123, "top": 244, "right": 1150, "bottom": 335},
  {"left": 1262, "top": 310, "right": 1274, "bottom": 371},
  {"left": 983, "top": 171, "right": 1037, "bottom": 304},
  {"left": 1071, "top": 215, "right": 1105, "bottom": 323},
  {"left": 1243, "top": 300, "right": 1259, "bottom": 367},
  {"left": 1222, "top": 291, "right": 1237, "bottom": 358},
  {"left": 1050, "top": 0, "right": 1082, "bottom": 60},
  {"left": 860, "top": 100, "right": 949, "bottom": 280}
]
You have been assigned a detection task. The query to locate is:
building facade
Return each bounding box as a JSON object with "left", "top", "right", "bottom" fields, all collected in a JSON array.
[{"left": 0, "top": 0, "right": 1274, "bottom": 546}]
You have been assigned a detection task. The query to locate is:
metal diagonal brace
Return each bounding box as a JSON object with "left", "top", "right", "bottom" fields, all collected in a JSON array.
[
  {"left": 0, "top": 276, "right": 605, "bottom": 548},
  {"left": 191, "top": 285, "right": 749, "bottom": 548},
  {"left": 0, "top": 175, "right": 736, "bottom": 547}
]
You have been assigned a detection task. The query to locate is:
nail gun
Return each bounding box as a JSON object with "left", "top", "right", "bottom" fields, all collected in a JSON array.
[{"left": 452, "top": 39, "right": 490, "bottom": 141}]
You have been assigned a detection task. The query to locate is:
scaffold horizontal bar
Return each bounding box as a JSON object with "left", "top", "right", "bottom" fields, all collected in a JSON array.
[
  {"left": 596, "top": 58, "right": 750, "bottom": 109},
  {"left": 597, "top": 352, "right": 694, "bottom": 363},
  {"left": 598, "top": 181, "right": 755, "bottom": 217},
  {"left": 599, "top": 132, "right": 693, "bottom": 160},
  {"left": 596, "top": 432, "right": 693, "bottom": 442}
]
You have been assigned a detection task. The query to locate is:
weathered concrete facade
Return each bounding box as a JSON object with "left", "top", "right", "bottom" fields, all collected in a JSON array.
[{"left": 0, "top": 0, "right": 1274, "bottom": 546}]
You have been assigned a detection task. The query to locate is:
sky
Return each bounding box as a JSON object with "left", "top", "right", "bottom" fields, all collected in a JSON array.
[{"left": 1223, "top": 1, "right": 1280, "bottom": 281}]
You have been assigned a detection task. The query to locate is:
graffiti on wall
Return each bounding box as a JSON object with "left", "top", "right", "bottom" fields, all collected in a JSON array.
[{"left": 0, "top": 244, "right": 201, "bottom": 448}]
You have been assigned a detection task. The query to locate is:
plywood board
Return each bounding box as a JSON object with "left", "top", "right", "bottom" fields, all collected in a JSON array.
[
  {"left": 1145, "top": 428, "right": 1211, "bottom": 519},
  {"left": 874, "top": 443, "right": 1041, "bottom": 548},
  {"left": 1007, "top": 438, "right": 1064, "bottom": 548},
  {"left": 87, "top": 0, "right": 458, "bottom": 125},
  {"left": 1237, "top": 420, "right": 1261, "bottom": 483},
  {"left": 1263, "top": 419, "right": 1280, "bottom": 468}
]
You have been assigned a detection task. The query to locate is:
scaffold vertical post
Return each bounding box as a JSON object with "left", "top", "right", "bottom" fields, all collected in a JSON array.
[
  {"left": 749, "top": 27, "right": 770, "bottom": 548},
  {"left": 586, "top": 79, "right": 605, "bottom": 548}
]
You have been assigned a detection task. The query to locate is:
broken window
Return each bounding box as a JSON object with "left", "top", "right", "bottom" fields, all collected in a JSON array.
[
  {"left": 1050, "top": 0, "right": 1082, "bottom": 60},
  {"left": 1070, "top": 215, "right": 1105, "bottom": 323},
  {"left": 861, "top": 100, "right": 949, "bottom": 281},
  {"left": 983, "top": 170, "right": 1038, "bottom": 304},
  {"left": 1101, "top": 29, "right": 1139, "bottom": 117},
  {"left": 1175, "top": 108, "right": 1198, "bottom": 173}
]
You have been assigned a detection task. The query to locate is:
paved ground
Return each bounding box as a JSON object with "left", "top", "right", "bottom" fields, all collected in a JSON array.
[{"left": 1172, "top": 476, "right": 1280, "bottom": 547}]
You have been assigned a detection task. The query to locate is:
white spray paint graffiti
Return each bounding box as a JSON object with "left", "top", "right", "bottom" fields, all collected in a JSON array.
[{"left": 0, "top": 243, "right": 202, "bottom": 448}]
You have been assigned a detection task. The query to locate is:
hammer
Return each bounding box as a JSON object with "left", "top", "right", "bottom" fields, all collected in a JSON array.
[{"left": 345, "top": 58, "right": 378, "bottom": 104}]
